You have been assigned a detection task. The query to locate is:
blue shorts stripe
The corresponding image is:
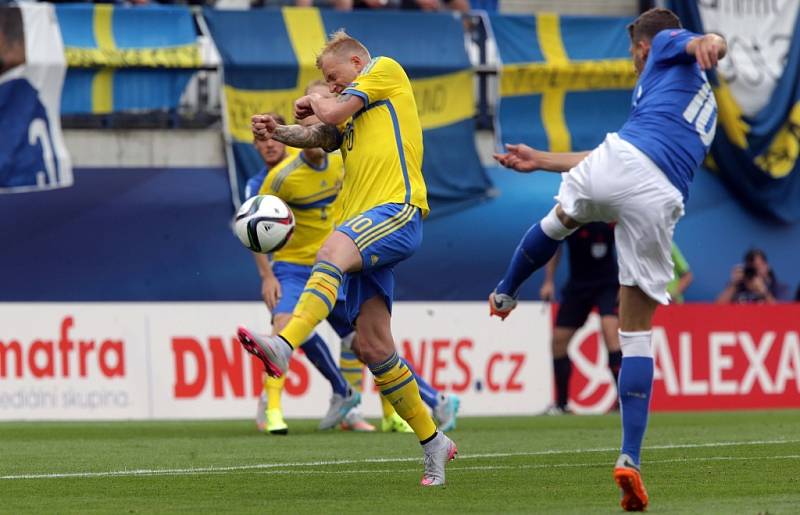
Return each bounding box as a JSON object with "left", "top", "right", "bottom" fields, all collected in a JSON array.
[
  {"left": 381, "top": 374, "right": 415, "bottom": 396},
  {"left": 302, "top": 288, "right": 334, "bottom": 312},
  {"left": 358, "top": 205, "right": 416, "bottom": 251},
  {"left": 353, "top": 204, "right": 412, "bottom": 248}
]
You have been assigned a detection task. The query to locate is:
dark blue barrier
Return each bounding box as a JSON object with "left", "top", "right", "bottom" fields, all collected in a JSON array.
[{"left": 1, "top": 166, "right": 797, "bottom": 302}]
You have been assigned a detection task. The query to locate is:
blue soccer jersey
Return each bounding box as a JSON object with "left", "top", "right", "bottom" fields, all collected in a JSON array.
[{"left": 617, "top": 29, "right": 717, "bottom": 200}]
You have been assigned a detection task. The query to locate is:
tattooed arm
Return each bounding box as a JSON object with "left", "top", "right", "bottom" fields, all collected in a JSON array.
[{"left": 251, "top": 115, "right": 342, "bottom": 152}]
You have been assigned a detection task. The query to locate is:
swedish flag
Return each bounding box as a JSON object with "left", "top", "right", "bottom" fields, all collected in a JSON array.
[
  {"left": 56, "top": 4, "right": 200, "bottom": 114},
  {"left": 493, "top": 13, "right": 636, "bottom": 153}
]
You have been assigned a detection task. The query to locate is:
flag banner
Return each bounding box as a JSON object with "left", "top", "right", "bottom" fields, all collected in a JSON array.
[
  {"left": 203, "top": 7, "right": 491, "bottom": 210},
  {"left": 671, "top": 0, "right": 800, "bottom": 223},
  {"left": 0, "top": 4, "right": 72, "bottom": 192},
  {"left": 55, "top": 4, "right": 203, "bottom": 114},
  {"left": 491, "top": 13, "right": 636, "bottom": 153}
]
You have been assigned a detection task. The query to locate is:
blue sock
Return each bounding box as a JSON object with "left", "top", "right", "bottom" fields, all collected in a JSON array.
[
  {"left": 496, "top": 223, "right": 561, "bottom": 296},
  {"left": 401, "top": 358, "right": 438, "bottom": 408},
  {"left": 301, "top": 333, "right": 348, "bottom": 397},
  {"left": 618, "top": 356, "right": 654, "bottom": 466}
]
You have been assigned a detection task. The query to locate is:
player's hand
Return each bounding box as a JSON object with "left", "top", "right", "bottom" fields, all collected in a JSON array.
[
  {"left": 729, "top": 265, "right": 744, "bottom": 285},
  {"left": 693, "top": 34, "right": 724, "bottom": 70},
  {"left": 294, "top": 95, "right": 315, "bottom": 120},
  {"left": 493, "top": 143, "right": 540, "bottom": 172},
  {"left": 539, "top": 281, "right": 555, "bottom": 302},
  {"left": 251, "top": 114, "right": 277, "bottom": 141},
  {"left": 261, "top": 275, "right": 282, "bottom": 311}
]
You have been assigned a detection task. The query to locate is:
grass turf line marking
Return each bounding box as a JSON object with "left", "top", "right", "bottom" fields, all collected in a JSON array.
[
  {"left": 2, "top": 438, "right": 798, "bottom": 481},
  {"left": 127, "top": 454, "right": 800, "bottom": 478}
]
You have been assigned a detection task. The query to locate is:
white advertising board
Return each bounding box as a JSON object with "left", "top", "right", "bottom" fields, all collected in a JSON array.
[{"left": 0, "top": 302, "right": 552, "bottom": 420}]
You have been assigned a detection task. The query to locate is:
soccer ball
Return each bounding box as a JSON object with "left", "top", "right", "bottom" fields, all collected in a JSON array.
[{"left": 234, "top": 195, "right": 295, "bottom": 253}]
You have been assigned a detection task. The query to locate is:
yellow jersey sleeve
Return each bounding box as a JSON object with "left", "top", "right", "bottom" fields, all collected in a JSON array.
[{"left": 342, "top": 57, "right": 399, "bottom": 107}]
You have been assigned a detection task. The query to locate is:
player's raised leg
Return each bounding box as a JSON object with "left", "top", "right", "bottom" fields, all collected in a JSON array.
[
  {"left": 238, "top": 232, "right": 362, "bottom": 377},
  {"left": 490, "top": 205, "right": 579, "bottom": 319}
]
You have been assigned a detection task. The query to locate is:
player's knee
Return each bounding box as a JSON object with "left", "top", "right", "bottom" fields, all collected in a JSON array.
[
  {"left": 542, "top": 206, "right": 580, "bottom": 240},
  {"left": 555, "top": 205, "right": 580, "bottom": 229},
  {"left": 315, "top": 232, "right": 360, "bottom": 271},
  {"left": 315, "top": 242, "right": 337, "bottom": 265},
  {"left": 552, "top": 332, "right": 571, "bottom": 357}
]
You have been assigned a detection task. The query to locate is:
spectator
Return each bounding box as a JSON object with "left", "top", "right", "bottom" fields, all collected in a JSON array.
[
  {"left": 354, "top": 0, "right": 469, "bottom": 14},
  {"left": 716, "top": 248, "right": 784, "bottom": 304},
  {"left": 666, "top": 242, "right": 692, "bottom": 303},
  {"left": 295, "top": 0, "right": 354, "bottom": 10},
  {"left": 0, "top": 7, "right": 25, "bottom": 76}
]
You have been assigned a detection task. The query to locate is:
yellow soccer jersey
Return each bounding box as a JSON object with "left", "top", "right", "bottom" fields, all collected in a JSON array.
[
  {"left": 339, "top": 56, "right": 429, "bottom": 220},
  {"left": 258, "top": 151, "right": 344, "bottom": 265}
]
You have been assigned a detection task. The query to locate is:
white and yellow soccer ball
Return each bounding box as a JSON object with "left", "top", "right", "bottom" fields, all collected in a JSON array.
[{"left": 234, "top": 195, "right": 295, "bottom": 253}]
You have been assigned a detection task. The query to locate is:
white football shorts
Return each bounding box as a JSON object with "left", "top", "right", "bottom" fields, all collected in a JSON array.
[{"left": 555, "top": 133, "right": 685, "bottom": 304}]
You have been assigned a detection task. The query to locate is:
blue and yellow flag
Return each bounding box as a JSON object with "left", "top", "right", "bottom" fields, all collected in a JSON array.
[
  {"left": 492, "top": 14, "right": 635, "bottom": 153},
  {"left": 671, "top": 0, "right": 800, "bottom": 223},
  {"left": 56, "top": 4, "right": 201, "bottom": 114},
  {"left": 203, "top": 7, "right": 490, "bottom": 210}
]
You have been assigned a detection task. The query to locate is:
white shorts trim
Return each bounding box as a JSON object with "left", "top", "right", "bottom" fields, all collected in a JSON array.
[{"left": 555, "top": 133, "right": 685, "bottom": 304}]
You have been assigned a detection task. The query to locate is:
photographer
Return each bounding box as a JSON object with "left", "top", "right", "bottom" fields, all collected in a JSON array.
[{"left": 716, "top": 249, "right": 782, "bottom": 304}]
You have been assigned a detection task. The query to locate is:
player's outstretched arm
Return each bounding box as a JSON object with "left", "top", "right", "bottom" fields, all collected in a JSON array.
[
  {"left": 686, "top": 33, "right": 727, "bottom": 70},
  {"left": 493, "top": 143, "right": 590, "bottom": 173},
  {"left": 252, "top": 114, "right": 341, "bottom": 152}
]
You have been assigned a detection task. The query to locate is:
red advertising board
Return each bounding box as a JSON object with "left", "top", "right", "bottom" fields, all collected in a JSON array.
[{"left": 566, "top": 305, "right": 800, "bottom": 412}]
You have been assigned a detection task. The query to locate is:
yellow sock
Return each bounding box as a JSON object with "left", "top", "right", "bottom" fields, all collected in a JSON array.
[
  {"left": 339, "top": 348, "right": 364, "bottom": 393},
  {"left": 380, "top": 392, "right": 395, "bottom": 418},
  {"left": 370, "top": 352, "right": 436, "bottom": 441},
  {"left": 265, "top": 374, "right": 286, "bottom": 412},
  {"left": 280, "top": 261, "right": 342, "bottom": 348}
]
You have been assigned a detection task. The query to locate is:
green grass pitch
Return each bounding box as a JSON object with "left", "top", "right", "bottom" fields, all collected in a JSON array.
[{"left": 1, "top": 410, "right": 799, "bottom": 513}]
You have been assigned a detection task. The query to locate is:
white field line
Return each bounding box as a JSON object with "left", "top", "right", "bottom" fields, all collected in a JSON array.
[{"left": 2, "top": 438, "right": 799, "bottom": 481}]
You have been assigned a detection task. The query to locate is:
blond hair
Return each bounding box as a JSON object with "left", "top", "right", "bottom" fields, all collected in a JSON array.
[{"left": 316, "top": 30, "right": 370, "bottom": 68}]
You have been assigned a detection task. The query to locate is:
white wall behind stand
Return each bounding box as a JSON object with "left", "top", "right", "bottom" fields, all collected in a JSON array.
[{"left": 64, "top": 129, "right": 226, "bottom": 168}]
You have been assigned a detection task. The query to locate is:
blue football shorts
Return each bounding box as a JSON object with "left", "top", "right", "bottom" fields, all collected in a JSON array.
[{"left": 335, "top": 203, "right": 422, "bottom": 324}]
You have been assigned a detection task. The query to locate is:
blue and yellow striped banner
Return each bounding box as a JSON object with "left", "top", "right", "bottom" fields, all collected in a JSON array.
[
  {"left": 56, "top": 4, "right": 200, "bottom": 114},
  {"left": 492, "top": 13, "right": 636, "bottom": 153}
]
